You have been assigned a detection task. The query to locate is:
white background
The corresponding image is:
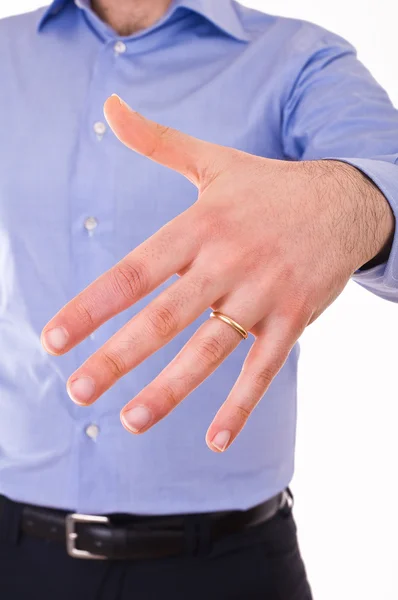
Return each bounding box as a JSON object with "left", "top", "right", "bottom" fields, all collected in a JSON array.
[{"left": 2, "top": 1, "right": 398, "bottom": 599}]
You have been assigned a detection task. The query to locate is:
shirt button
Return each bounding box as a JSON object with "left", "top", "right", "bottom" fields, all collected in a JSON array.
[
  {"left": 114, "top": 40, "right": 127, "bottom": 55},
  {"left": 84, "top": 216, "right": 98, "bottom": 232},
  {"left": 93, "top": 121, "right": 106, "bottom": 139},
  {"left": 85, "top": 424, "right": 99, "bottom": 440}
]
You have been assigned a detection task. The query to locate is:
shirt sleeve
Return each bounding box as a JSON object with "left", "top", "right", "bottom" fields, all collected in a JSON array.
[{"left": 282, "top": 29, "right": 398, "bottom": 303}]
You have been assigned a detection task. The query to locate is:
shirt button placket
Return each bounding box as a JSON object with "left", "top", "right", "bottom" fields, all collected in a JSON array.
[{"left": 72, "top": 40, "right": 122, "bottom": 510}]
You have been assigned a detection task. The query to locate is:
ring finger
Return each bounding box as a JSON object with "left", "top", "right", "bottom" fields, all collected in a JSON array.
[{"left": 119, "top": 291, "right": 265, "bottom": 435}]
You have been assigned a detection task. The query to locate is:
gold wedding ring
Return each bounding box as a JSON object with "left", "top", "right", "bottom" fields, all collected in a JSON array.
[{"left": 210, "top": 311, "right": 248, "bottom": 340}]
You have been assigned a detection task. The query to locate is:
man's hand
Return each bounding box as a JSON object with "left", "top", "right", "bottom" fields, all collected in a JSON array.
[{"left": 41, "top": 94, "right": 394, "bottom": 452}]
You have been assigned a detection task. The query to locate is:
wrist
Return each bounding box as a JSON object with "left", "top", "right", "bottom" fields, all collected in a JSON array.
[
  {"left": 313, "top": 160, "right": 395, "bottom": 271},
  {"left": 338, "top": 162, "right": 395, "bottom": 269}
]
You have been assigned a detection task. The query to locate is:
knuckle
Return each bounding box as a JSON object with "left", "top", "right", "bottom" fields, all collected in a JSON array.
[
  {"left": 158, "top": 381, "right": 180, "bottom": 410},
  {"left": 146, "top": 304, "right": 179, "bottom": 340},
  {"left": 100, "top": 348, "right": 126, "bottom": 379},
  {"left": 199, "top": 208, "right": 225, "bottom": 240},
  {"left": 275, "top": 260, "right": 297, "bottom": 283},
  {"left": 156, "top": 124, "right": 172, "bottom": 140},
  {"left": 234, "top": 403, "right": 251, "bottom": 422},
  {"left": 74, "top": 300, "right": 95, "bottom": 328},
  {"left": 147, "top": 125, "right": 171, "bottom": 158},
  {"left": 252, "top": 366, "right": 276, "bottom": 391},
  {"left": 111, "top": 262, "right": 148, "bottom": 302},
  {"left": 279, "top": 297, "right": 313, "bottom": 332},
  {"left": 193, "top": 271, "right": 216, "bottom": 295},
  {"left": 195, "top": 336, "right": 225, "bottom": 367}
]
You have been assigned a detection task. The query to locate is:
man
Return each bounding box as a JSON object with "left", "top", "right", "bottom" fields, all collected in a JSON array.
[{"left": 0, "top": 0, "right": 397, "bottom": 597}]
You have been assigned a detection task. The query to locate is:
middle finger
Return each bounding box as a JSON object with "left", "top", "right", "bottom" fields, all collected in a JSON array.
[{"left": 120, "top": 315, "right": 246, "bottom": 434}]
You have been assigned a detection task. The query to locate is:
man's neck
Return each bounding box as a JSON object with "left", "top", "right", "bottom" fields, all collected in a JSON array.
[{"left": 91, "top": 0, "right": 173, "bottom": 36}]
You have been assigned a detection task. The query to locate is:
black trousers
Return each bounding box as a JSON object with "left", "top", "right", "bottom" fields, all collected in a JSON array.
[{"left": 0, "top": 501, "right": 313, "bottom": 600}]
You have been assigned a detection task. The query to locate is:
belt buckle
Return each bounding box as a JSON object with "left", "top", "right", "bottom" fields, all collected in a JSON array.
[
  {"left": 66, "top": 513, "right": 109, "bottom": 560},
  {"left": 279, "top": 489, "right": 294, "bottom": 514}
]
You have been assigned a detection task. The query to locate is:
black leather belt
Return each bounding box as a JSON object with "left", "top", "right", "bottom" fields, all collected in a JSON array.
[{"left": 0, "top": 490, "right": 291, "bottom": 560}]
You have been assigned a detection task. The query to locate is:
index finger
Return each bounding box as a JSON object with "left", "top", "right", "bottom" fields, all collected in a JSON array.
[{"left": 41, "top": 211, "right": 201, "bottom": 355}]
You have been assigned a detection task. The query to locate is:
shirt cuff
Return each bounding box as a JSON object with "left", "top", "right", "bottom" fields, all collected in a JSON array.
[{"left": 327, "top": 157, "right": 398, "bottom": 300}]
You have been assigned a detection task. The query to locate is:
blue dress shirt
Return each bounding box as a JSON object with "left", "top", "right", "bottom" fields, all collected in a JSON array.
[{"left": 0, "top": 0, "right": 397, "bottom": 515}]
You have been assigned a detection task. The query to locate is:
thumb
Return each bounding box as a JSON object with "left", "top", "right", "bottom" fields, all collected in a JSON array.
[{"left": 104, "top": 94, "right": 217, "bottom": 188}]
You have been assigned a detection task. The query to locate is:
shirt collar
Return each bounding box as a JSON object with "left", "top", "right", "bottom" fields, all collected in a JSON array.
[
  {"left": 176, "top": 0, "right": 249, "bottom": 41},
  {"left": 37, "top": 0, "right": 249, "bottom": 42}
]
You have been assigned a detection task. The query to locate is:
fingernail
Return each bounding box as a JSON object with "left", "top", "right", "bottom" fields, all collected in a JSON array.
[
  {"left": 211, "top": 430, "right": 231, "bottom": 452},
  {"left": 111, "top": 93, "right": 122, "bottom": 104},
  {"left": 67, "top": 376, "right": 96, "bottom": 405},
  {"left": 42, "top": 327, "right": 69, "bottom": 352},
  {"left": 111, "top": 94, "right": 131, "bottom": 110},
  {"left": 122, "top": 406, "right": 152, "bottom": 433}
]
